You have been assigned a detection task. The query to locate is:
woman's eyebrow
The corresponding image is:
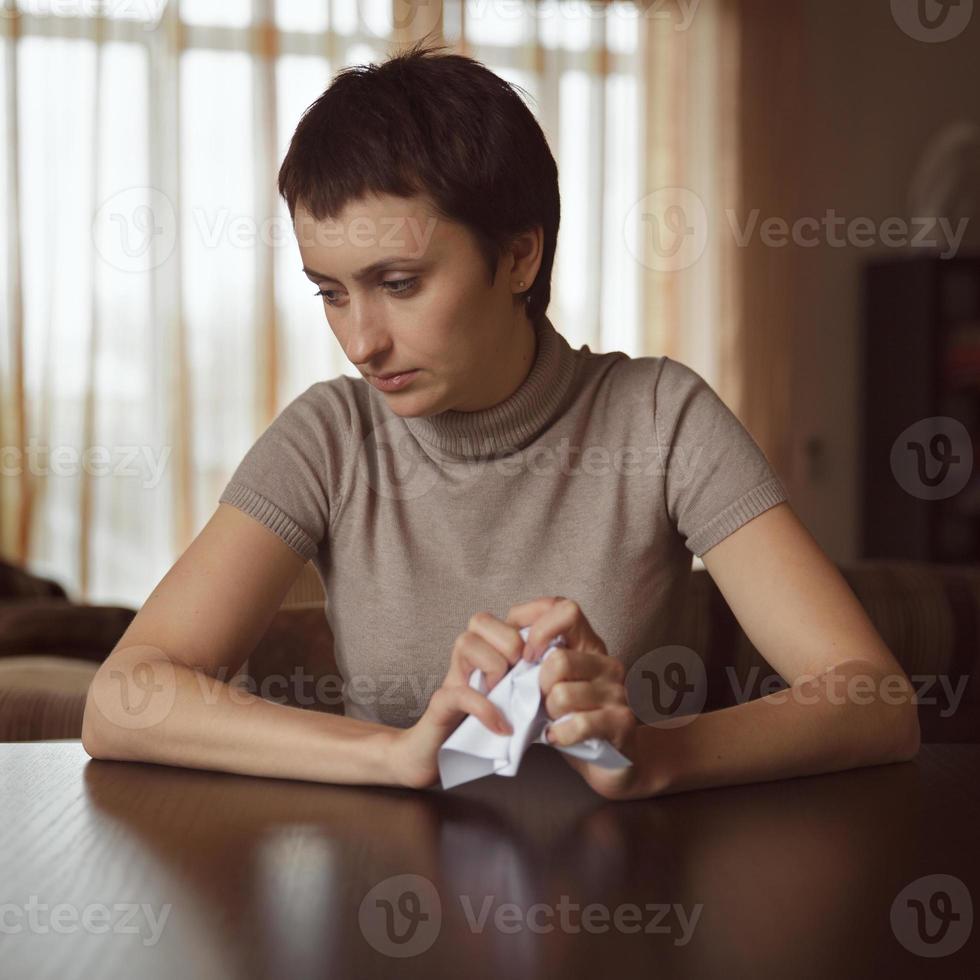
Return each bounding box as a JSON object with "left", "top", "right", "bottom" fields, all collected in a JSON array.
[{"left": 302, "top": 256, "right": 423, "bottom": 284}]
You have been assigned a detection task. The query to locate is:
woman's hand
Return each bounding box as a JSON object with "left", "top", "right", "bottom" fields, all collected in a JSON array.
[
  {"left": 392, "top": 611, "right": 525, "bottom": 790},
  {"left": 506, "top": 596, "right": 647, "bottom": 800}
]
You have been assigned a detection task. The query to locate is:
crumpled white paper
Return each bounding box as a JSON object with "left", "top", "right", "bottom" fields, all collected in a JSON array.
[{"left": 437, "top": 626, "right": 633, "bottom": 789}]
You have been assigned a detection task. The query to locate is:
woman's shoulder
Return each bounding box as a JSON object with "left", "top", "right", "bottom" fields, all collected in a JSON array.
[
  {"left": 574, "top": 344, "right": 680, "bottom": 399},
  {"left": 597, "top": 351, "right": 717, "bottom": 405},
  {"left": 292, "top": 373, "right": 375, "bottom": 424},
  {"left": 296, "top": 372, "right": 408, "bottom": 452}
]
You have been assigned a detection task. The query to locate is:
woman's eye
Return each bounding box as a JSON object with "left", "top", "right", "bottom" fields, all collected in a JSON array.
[
  {"left": 383, "top": 276, "right": 419, "bottom": 296},
  {"left": 314, "top": 277, "right": 419, "bottom": 307}
]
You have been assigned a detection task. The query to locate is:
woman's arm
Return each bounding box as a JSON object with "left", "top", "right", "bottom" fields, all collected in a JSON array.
[
  {"left": 523, "top": 501, "right": 919, "bottom": 800},
  {"left": 82, "top": 504, "right": 403, "bottom": 787},
  {"left": 84, "top": 642, "right": 403, "bottom": 786},
  {"left": 631, "top": 657, "right": 919, "bottom": 798},
  {"left": 631, "top": 501, "right": 919, "bottom": 798}
]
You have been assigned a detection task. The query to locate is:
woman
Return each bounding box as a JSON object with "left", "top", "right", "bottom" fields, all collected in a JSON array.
[{"left": 82, "top": 39, "right": 919, "bottom": 799}]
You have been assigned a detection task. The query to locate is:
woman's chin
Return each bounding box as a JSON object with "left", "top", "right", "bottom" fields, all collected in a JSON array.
[{"left": 383, "top": 388, "right": 447, "bottom": 418}]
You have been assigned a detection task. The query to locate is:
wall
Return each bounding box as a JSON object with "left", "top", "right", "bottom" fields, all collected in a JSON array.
[{"left": 786, "top": 0, "right": 980, "bottom": 560}]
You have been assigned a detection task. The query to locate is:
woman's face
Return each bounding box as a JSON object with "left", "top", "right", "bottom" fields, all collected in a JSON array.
[{"left": 293, "top": 192, "right": 540, "bottom": 416}]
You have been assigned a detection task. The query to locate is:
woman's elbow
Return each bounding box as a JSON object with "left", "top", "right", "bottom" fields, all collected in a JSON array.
[
  {"left": 81, "top": 693, "right": 106, "bottom": 759},
  {"left": 80, "top": 682, "right": 121, "bottom": 760},
  {"left": 887, "top": 702, "right": 921, "bottom": 763}
]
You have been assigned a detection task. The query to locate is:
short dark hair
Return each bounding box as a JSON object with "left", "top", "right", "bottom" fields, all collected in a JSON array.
[{"left": 278, "top": 37, "right": 560, "bottom": 325}]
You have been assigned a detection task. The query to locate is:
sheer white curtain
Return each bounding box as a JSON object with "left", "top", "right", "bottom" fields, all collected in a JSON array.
[{"left": 0, "top": 0, "right": 738, "bottom": 606}]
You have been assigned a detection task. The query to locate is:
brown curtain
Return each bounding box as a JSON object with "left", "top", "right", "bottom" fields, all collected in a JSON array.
[
  {"left": 728, "top": 0, "right": 802, "bottom": 486},
  {"left": 640, "top": 0, "right": 800, "bottom": 486}
]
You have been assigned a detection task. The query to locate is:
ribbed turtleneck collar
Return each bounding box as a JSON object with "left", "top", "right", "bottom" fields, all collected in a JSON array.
[{"left": 400, "top": 314, "right": 578, "bottom": 462}]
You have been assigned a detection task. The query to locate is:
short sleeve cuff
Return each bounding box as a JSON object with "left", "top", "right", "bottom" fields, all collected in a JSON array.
[
  {"left": 685, "top": 477, "right": 789, "bottom": 558},
  {"left": 219, "top": 482, "right": 318, "bottom": 561}
]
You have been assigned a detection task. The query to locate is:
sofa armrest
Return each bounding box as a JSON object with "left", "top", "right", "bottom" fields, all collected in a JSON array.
[
  {"left": 0, "top": 655, "right": 99, "bottom": 741},
  {"left": 0, "top": 599, "right": 136, "bottom": 664},
  {"left": 0, "top": 560, "right": 68, "bottom": 600}
]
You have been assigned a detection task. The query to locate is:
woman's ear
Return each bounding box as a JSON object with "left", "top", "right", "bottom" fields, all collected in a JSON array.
[{"left": 509, "top": 224, "right": 544, "bottom": 288}]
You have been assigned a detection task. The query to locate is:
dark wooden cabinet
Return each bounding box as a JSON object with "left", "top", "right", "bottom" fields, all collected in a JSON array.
[{"left": 861, "top": 255, "right": 980, "bottom": 562}]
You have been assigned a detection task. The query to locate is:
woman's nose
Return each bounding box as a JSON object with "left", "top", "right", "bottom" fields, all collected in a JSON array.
[{"left": 344, "top": 316, "right": 392, "bottom": 366}]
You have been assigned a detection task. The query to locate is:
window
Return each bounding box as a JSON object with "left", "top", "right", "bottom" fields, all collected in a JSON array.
[{"left": 2, "top": 1, "right": 728, "bottom": 603}]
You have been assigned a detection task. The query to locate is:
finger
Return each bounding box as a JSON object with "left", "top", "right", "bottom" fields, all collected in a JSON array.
[
  {"left": 512, "top": 598, "right": 605, "bottom": 662},
  {"left": 429, "top": 684, "right": 513, "bottom": 736},
  {"left": 465, "top": 611, "right": 525, "bottom": 676},
  {"left": 504, "top": 597, "right": 575, "bottom": 659},
  {"left": 504, "top": 596, "right": 564, "bottom": 632},
  {"left": 543, "top": 678, "right": 627, "bottom": 720},
  {"left": 537, "top": 649, "right": 623, "bottom": 693},
  {"left": 450, "top": 627, "right": 519, "bottom": 692},
  {"left": 503, "top": 596, "right": 570, "bottom": 661},
  {"left": 545, "top": 704, "right": 634, "bottom": 748}
]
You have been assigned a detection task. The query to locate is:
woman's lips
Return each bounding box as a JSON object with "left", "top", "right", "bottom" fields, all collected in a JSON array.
[{"left": 369, "top": 369, "right": 421, "bottom": 392}]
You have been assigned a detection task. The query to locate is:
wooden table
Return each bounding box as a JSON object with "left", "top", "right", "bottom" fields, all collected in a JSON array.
[{"left": 1, "top": 740, "right": 978, "bottom": 979}]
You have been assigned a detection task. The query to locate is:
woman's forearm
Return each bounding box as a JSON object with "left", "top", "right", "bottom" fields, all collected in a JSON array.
[
  {"left": 634, "top": 658, "right": 921, "bottom": 798},
  {"left": 81, "top": 644, "right": 403, "bottom": 787}
]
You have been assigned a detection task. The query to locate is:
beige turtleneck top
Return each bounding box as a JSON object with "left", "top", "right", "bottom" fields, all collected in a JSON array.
[{"left": 219, "top": 314, "right": 788, "bottom": 728}]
